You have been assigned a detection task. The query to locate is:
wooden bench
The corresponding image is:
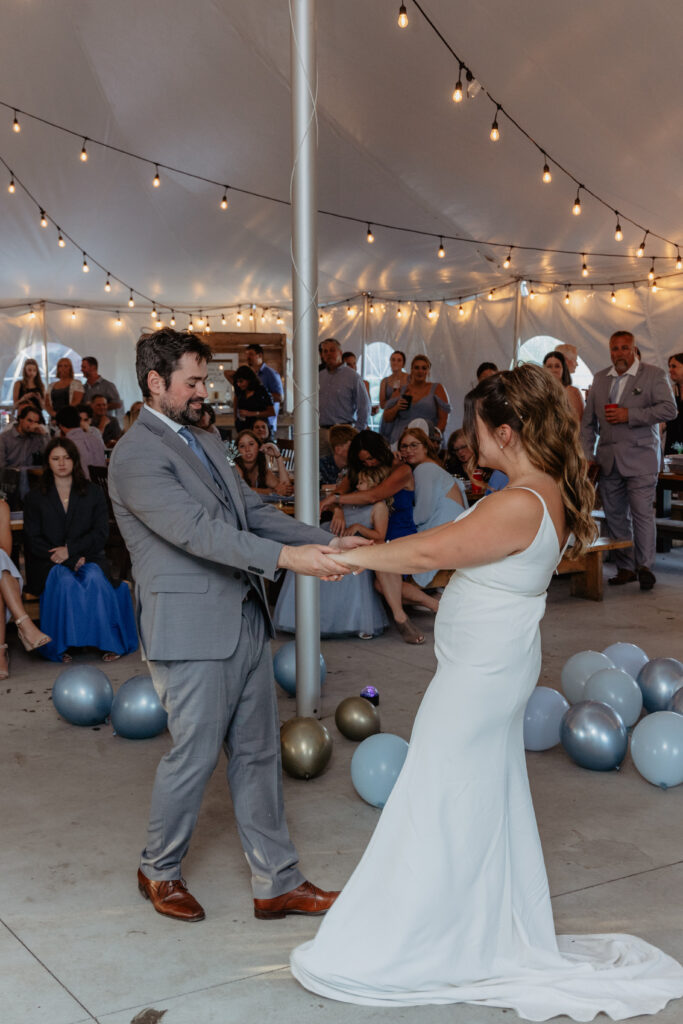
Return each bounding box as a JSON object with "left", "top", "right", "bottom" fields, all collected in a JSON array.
[
  {"left": 556, "top": 538, "right": 633, "bottom": 601},
  {"left": 656, "top": 516, "right": 683, "bottom": 552}
]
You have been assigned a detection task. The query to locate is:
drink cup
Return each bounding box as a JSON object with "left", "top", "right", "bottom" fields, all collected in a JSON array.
[{"left": 604, "top": 403, "right": 618, "bottom": 416}]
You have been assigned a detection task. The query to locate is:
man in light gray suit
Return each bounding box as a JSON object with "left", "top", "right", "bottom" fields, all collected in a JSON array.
[
  {"left": 580, "top": 330, "right": 677, "bottom": 590},
  {"left": 109, "top": 329, "right": 366, "bottom": 923}
]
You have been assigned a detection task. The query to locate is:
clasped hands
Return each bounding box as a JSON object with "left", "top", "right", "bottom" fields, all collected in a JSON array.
[
  {"left": 49, "top": 546, "right": 85, "bottom": 571},
  {"left": 277, "top": 535, "right": 369, "bottom": 581}
]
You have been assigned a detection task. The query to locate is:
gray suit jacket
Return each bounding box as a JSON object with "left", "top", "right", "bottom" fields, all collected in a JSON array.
[
  {"left": 108, "top": 407, "right": 329, "bottom": 661},
  {"left": 580, "top": 361, "right": 677, "bottom": 477}
]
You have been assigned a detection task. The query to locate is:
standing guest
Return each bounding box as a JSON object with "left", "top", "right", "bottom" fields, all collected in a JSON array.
[
  {"left": 319, "top": 424, "right": 357, "bottom": 486},
  {"left": 245, "top": 344, "right": 284, "bottom": 432},
  {"left": 108, "top": 327, "right": 366, "bottom": 923},
  {"left": 90, "top": 394, "right": 122, "bottom": 449},
  {"left": 55, "top": 405, "right": 106, "bottom": 478},
  {"left": 543, "top": 350, "right": 584, "bottom": 420},
  {"left": 234, "top": 429, "right": 292, "bottom": 496},
  {"left": 476, "top": 361, "right": 499, "bottom": 382},
  {"left": 664, "top": 353, "right": 683, "bottom": 454},
  {"left": 0, "top": 406, "right": 47, "bottom": 469},
  {"left": 0, "top": 497, "right": 51, "bottom": 677},
  {"left": 555, "top": 343, "right": 579, "bottom": 376},
  {"left": 232, "top": 366, "right": 275, "bottom": 433},
  {"left": 381, "top": 354, "right": 451, "bottom": 447},
  {"left": 13, "top": 358, "right": 46, "bottom": 414},
  {"left": 397, "top": 427, "right": 467, "bottom": 588},
  {"left": 81, "top": 357, "right": 122, "bottom": 416},
  {"left": 581, "top": 330, "right": 677, "bottom": 590},
  {"left": 379, "top": 351, "right": 409, "bottom": 415},
  {"left": 318, "top": 339, "right": 370, "bottom": 456},
  {"left": 22, "top": 438, "right": 137, "bottom": 664},
  {"left": 45, "top": 358, "right": 84, "bottom": 419},
  {"left": 197, "top": 403, "right": 222, "bottom": 437},
  {"left": 124, "top": 401, "right": 144, "bottom": 432}
]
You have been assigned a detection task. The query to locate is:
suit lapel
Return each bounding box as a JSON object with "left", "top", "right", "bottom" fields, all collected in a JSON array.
[{"left": 193, "top": 431, "right": 248, "bottom": 528}]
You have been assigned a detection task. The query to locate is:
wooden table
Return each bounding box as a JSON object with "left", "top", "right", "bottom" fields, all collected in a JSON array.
[
  {"left": 656, "top": 471, "right": 683, "bottom": 517},
  {"left": 556, "top": 537, "right": 633, "bottom": 601}
]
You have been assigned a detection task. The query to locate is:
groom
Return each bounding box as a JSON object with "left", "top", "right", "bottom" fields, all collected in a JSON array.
[{"left": 109, "top": 328, "right": 365, "bottom": 923}]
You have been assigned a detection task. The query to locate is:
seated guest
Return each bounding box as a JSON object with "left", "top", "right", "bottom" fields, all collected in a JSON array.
[
  {"left": 45, "top": 358, "right": 84, "bottom": 419},
  {"left": 274, "top": 467, "right": 389, "bottom": 639},
  {"left": 90, "top": 394, "right": 122, "bottom": 448},
  {"left": 123, "top": 401, "right": 144, "bottom": 432},
  {"left": 665, "top": 353, "right": 683, "bottom": 453},
  {"left": 81, "top": 356, "right": 122, "bottom": 415},
  {"left": 56, "top": 405, "right": 106, "bottom": 479},
  {"left": 234, "top": 429, "right": 292, "bottom": 496},
  {"left": 252, "top": 416, "right": 273, "bottom": 444},
  {"left": 0, "top": 406, "right": 47, "bottom": 469},
  {"left": 397, "top": 427, "right": 467, "bottom": 587},
  {"left": 22, "top": 438, "right": 137, "bottom": 664},
  {"left": 0, "top": 497, "right": 51, "bottom": 677},
  {"left": 197, "top": 403, "right": 222, "bottom": 437},
  {"left": 232, "top": 366, "right": 275, "bottom": 433},
  {"left": 319, "top": 424, "right": 357, "bottom": 486},
  {"left": 13, "top": 358, "right": 46, "bottom": 415},
  {"left": 543, "top": 350, "right": 584, "bottom": 420},
  {"left": 476, "top": 361, "right": 499, "bottom": 382},
  {"left": 442, "top": 428, "right": 473, "bottom": 478},
  {"left": 381, "top": 354, "right": 451, "bottom": 447}
]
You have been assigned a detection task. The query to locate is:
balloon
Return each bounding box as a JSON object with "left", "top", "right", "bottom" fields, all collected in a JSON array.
[
  {"left": 335, "top": 697, "right": 381, "bottom": 742},
  {"left": 561, "top": 650, "right": 615, "bottom": 704},
  {"left": 111, "top": 675, "right": 168, "bottom": 740},
  {"left": 52, "top": 666, "right": 113, "bottom": 727},
  {"left": 351, "top": 733, "right": 409, "bottom": 808},
  {"left": 584, "top": 667, "right": 643, "bottom": 728},
  {"left": 602, "top": 642, "right": 649, "bottom": 679},
  {"left": 668, "top": 689, "right": 683, "bottom": 716},
  {"left": 637, "top": 658, "right": 683, "bottom": 713},
  {"left": 280, "top": 717, "right": 333, "bottom": 779},
  {"left": 273, "top": 642, "right": 326, "bottom": 696},
  {"left": 360, "top": 685, "right": 380, "bottom": 706},
  {"left": 631, "top": 712, "right": 683, "bottom": 789},
  {"left": 560, "top": 701, "right": 628, "bottom": 771},
  {"left": 523, "top": 687, "right": 569, "bottom": 751}
]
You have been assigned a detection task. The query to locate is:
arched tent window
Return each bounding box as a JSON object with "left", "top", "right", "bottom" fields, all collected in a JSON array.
[
  {"left": 2, "top": 341, "right": 84, "bottom": 404},
  {"left": 362, "top": 340, "right": 396, "bottom": 427},
  {"left": 516, "top": 335, "right": 593, "bottom": 393}
]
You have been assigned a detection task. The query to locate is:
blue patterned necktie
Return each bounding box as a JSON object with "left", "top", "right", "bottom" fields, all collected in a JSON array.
[{"left": 178, "top": 426, "right": 227, "bottom": 494}]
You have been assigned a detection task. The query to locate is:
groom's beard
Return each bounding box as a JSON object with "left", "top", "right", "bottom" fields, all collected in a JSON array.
[{"left": 159, "top": 395, "right": 203, "bottom": 425}]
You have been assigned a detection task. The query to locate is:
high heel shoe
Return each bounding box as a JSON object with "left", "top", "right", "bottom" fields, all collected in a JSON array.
[
  {"left": 0, "top": 643, "right": 9, "bottom": 680},
  {"left": 14, "top": 615, "right": 51, "bottom": 652}
]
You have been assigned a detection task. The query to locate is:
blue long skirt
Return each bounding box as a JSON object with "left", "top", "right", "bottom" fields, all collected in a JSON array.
[{"left": 39, "top": 563, "right": 138, "bottom": 662}]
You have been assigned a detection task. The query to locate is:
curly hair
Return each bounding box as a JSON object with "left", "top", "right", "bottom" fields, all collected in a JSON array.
[
  {"left": 346, "top": 430, "right": 393, "bottom": 490},
  {"left": 463, "top": 363, "right": 596, "bottom": 556}
]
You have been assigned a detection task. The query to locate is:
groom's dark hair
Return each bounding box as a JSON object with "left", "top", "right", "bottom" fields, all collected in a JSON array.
[{"left": 136, "top": 328, "right": 213, "bottom": 398}]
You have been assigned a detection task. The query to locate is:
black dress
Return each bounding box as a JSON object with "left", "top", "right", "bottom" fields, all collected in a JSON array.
[{"left": 234, "top": 384, "right": 274, "bottom": 433}]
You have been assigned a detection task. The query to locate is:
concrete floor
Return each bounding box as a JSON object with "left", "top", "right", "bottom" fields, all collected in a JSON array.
[{"left": 2, "top": 551, "right": 683, "bottom": 1024}]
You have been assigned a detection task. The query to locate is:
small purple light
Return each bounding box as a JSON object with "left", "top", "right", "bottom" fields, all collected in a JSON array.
[{"left": 360, "top": 686, "right": 379, "bottom": 706}]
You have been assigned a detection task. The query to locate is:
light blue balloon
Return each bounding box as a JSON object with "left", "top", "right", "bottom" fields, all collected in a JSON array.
[
  {"left": 584, "top": 667, "right": 643, "bottom": 728},
  {"left": 524, "top": 687, "right": 569, "bottom": 751},
  {"left": 273, "top": 642, "right": 327, "bottom": 696},
  {"left": 631, "top": 712, "right": 683, "bottom": 789},
  {"left": 53, "top": 666, "right": 114, "bottom": 727},
  {"left": 560, "top": 701, "right": 628, "bottom": 771},
  {"left": 637, "top": 658, "right": 683, "bottom": 713},
  {"left": 351, "top": 733, "right": 409, "bottom": 808},
  {"left": 111, "top": 675, "right": 168, "bottom": 740},
  {"left": 561, "top": 650, "right": 615, "bottom": 704},
  {"left": 602, "top": 642, "right": 649, "bottom": 679}
]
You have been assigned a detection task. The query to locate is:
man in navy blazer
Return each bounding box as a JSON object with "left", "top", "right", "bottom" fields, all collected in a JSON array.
[
  {"left": 580, "top": 331, "right": 677, "bottom": 589},
  {"left": 109, "top": 329, "right": 366, "bottom": 923}
]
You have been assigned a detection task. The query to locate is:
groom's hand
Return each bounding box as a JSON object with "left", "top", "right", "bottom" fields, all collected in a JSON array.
[
  {"left": 328, "top": 536, "right": 373, "bottom": 551},
  {"left": 278, "top": 544, "right": 355, "bottom": 579}
]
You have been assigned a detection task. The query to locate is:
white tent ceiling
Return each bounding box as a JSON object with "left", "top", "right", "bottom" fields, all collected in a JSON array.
[{"left": 3, "top": 0, "right": 683, "bottom": 312}]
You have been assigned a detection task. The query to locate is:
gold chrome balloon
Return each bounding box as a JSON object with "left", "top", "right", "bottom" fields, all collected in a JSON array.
[
  {"left": 335, "top": 697, "right": 381, "bottom": 742},
  {"left": 280, "top": 717, "right": 333, "bottom": 780}
]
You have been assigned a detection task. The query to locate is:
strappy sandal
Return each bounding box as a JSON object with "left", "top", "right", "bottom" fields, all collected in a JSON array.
[
  {"left": 0, "top": 643, "right": 9, "bottom": 680},
  {"left": 102, "top": 652, "right": 121, "bottom": 663},
  {"left": 14, "top": 615, "right": 51, "bottom": 652},
  {"left": 395, "top": 617, "right": 425, "bottom": 645}
]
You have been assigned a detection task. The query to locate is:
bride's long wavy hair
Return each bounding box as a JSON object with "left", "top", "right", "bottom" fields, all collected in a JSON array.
[{"left": 463, "top": 363, "right": 596, "bottom": 556}]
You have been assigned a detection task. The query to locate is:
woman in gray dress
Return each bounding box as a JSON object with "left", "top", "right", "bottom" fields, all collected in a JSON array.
[{"left": 381, "top": 354, "right": 450, "bottom": 447}]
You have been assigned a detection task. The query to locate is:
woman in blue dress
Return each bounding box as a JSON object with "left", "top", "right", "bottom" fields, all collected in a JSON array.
[
  {"left": 22, "top": 438, "right": 138, "bottom": 663},
  {"left": 320, "top": 431, "right": 439, "bottom": 644},
  {"left": 381, "top": 354, "right": 451, "bottom": 447}
]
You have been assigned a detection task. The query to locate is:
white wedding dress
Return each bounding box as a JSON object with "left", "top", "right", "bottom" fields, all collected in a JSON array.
[{"left": 291, "top": 490, "right": 683, "bottom": 1021}]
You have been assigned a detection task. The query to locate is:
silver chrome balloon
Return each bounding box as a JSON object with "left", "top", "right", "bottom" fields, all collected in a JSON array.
[
  {"left": 560, "top": 701, "right": 628, "bottom": 771},
  {"left": 335, "top": 697, "right": 381, "bottom": 742},
  {"left": 52, "top": 666, "right": 113, "bottom": 727},
  {"left": 637, "top": 658, "right": 683, "bottom": 713},
  {"left": 280, "top": 717, "right": 333, "bottom": 779},
  {"left": 111, "top": 675, "right": 168, "bottom": 740}
]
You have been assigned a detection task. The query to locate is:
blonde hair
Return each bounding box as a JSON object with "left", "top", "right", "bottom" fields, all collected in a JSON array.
[
  {"left": 357, "top": 464, "right": 393, "bottom": 513},
  {"left": 464, "top": 363, "right": 596, "bottom": 556}
]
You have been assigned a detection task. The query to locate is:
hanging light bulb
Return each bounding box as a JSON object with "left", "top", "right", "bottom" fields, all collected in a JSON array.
[
  {"left": 128, "top": 291, "right": 135, "bottom": 308},
  {"left": 221, "top": 313, "right": 227, "bottom": 325},
  {"left": 57, "top": 231, "right": 65, "bottom": 248},
  {"left": 489, "top": 105, "right": 501, "bottom": 142},
  {"left": 261, "top": 309, "right": 267, "bottom": 322},
  {"left": 80, "top": 138, "right": 88, "bottom": 162},
  {"left": 204, "top": 318, "right": 211, "bottom": 333},
  {"left": 236, "top": 307, "right": 243, "bottom": 325},
  {"left": 170, "top": 311, "right": 176, "bottom": 326},
  {"left": 572, "top": 188, "right": 582, "bottom": 216},
  {"left": 153, "top": 165, "right": 161, "bottom": 187},
  {"left": 529, "top": 288, "right": 535, "bottom": 300},
  {"left": 581, "top": 256, "right": 589, "bottom": 277},
  {"left": 453, "top": 65, "right": 464, "bottom": 103},
  {"left": 319, "top": 311, "right": 324, "bottom": 324},
  {"left": 151, "top": 305, "right": 158, "bottom": 320},
  {"left": 187, "top": 318, "right": 194, "bottom": 331},
  {"left": 71, "top": 308, "right": 77, "bottom": 321},
  {"left": 40, "top": 210, "right": 48, "bottom": 228},
  {"left": 503, "top": 248, "right": 512, "bottom": 269},
  {"left": 276, "top": 313, "right": 284, "bottom": 325},
  {"left": 648, "top": 262, "right": 656, "bottom": 281},
  {"left": 220, "top": 189, "right": 229, "bottom": 210},
  {"left": 610, "top": 289, "right": 617, "bottom": 303},
  {"left": 12, "top": 110, "right": 21, "bottom": 133},
  {"left": 346, "top": 304, "right": 352, "bottom": 317},
  {"left": 677, "top": 250, "right": 683, "bottom": 271},
  {"left": 651, "top": 279, "right": 658, "bottom": 293},
  {"left": 82, "top": 252, "right": 89, "bottom": 273},
  {"left": 542, "top": 155, "right": 552, "bottom": 184},
  {"left": 104, "top": 275, "right": 111, "bottom": 292},
  {"left": 458, "top": 303, "right": 464, "bottom": 316},
  {"left": 115, "top": 311, "right": 122, "bottom": 327},
  {"left": 564, "top": 291, "right": 571, "bottom": 305},
  {"left": 614, "top": 214, "right": 623, "bottom": 241},
  {"left": 197, "top": 312, "right": 205, "bottom": 327},
  {"left": 427, "top": 305, "right": 435, "bottom": 319},
  {"left": 8, "top": 175, "right": 15, "bottom": 194},
  {"left": 366, "top": 224, "right": 374, "bottom": 243},
  {"left": 249, "top": 306, "right": 254, "bottom": 322},
  {"left": 156, "top": 317, "right": 163, "bottom": 328},
  {"left": 397, "top": 304, "right": 403, "bottom": 318},
  {"left": 637, "top": 232, "right": 648, "bottom": 257},
  {"left": 369, "top": 299, "right": 375, "bottom": 314},
  {"left": 437, "top": 237, "right": 445, "bottom": 258},
  {"left": 488, "top": 289, "right": 494, "bottom": 300},
  {"left": 397, "top": 3, "right": 408, "bottom": 28},
  {"left": 28, "top": 306, "right": 35, "bottom": 320}
]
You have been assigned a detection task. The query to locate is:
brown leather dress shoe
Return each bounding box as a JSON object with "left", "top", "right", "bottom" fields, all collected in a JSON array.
[
  {"left": 607, "top": 569, "right": 638, "bottom": 586},
  {"left": 137, "top": 868, "right": 205, "bottom": 922},
  {"left": 254, "top": 880, "right": 339, "bottom": 920}
]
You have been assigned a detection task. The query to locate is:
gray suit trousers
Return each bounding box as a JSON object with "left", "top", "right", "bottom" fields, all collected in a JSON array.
[
  {"left": 599, "top": 467, "right": 657, "bottom": 572},
  {"left": 140, "top": 596, "right": 304, "bottom": 899}
]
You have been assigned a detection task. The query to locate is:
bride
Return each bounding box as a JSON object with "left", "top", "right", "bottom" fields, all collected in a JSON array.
[{"left": 290, "top": 364, "right": 683, "bottom": 1021}]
